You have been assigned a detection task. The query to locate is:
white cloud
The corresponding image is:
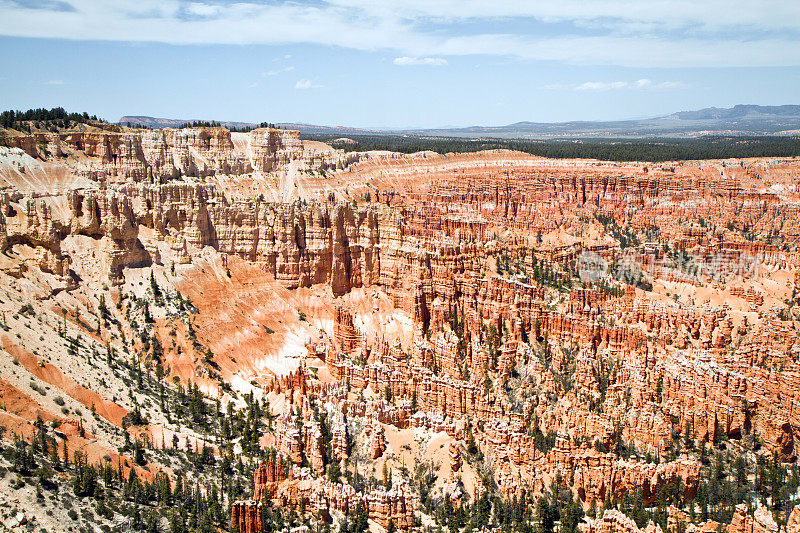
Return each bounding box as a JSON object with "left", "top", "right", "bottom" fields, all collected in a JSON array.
[
  {"left": 576, "top": 81, "right": 628, "bottom": 91},
  {"left": 0, "top": 1, "right": 797, "bottom": 67},
  {"left": 264, "top": 66, "right": 295, "bottom": 76},
  {"left": 295, "top": 79, "right": 323, "bottom": 89},
  {"left": 44, "top": 79, "right": 65, "bottom": 85},
  {"left": 634, "top": 79, "right": 685, "bottom": 89},
  {"left": 185, "top": 3, "right": 220, "bottom": 17},
  {"left": 654, "top": 81, "right": 685, "bottom": 89},
  {"left": 393, "top": 56, "right": 448, "bottom": 66},
  {"left": 547, "top": 79, "right": 685, "bottom": 91}
]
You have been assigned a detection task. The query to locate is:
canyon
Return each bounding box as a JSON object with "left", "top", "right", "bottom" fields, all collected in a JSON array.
[{"left": 0, "top": 120, "right": 799, "bottom": 532}]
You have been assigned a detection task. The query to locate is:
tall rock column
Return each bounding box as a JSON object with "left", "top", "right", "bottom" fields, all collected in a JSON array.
[{"left": 331, "top": 204, "right": 353, "bottom": 296}]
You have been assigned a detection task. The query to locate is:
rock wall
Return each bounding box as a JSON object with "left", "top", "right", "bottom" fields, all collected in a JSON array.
[
  {"left": 233, "top": 460, "right": 415, "bottom": 531},
  {"left": 1, "top": 126, "right": 354, "bottom": 182}
]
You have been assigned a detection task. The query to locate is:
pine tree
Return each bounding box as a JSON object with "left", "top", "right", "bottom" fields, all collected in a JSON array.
[{"left": 536, "top": 496, "right": 554, "bottom": 533}]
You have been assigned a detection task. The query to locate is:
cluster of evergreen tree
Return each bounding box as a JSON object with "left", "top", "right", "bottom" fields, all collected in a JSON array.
[
  {"left": 221, "top": 391, "right": 265, "bottom": 455},
  {"left": 180, "top": 120, "right": 222, "bottom": 128},
  {"left": 530, "top": 255, "right": 572, "bottom": 290},
  {"left": 2, "top": 420, "right": 225, "bottom": 532},
  {"left": 594, "top": 214, "right": 641, "bottom": 249},
  {"left": 684, "top": 447, "right": 800, "bottom": 530},
  {"left": 596, "top": 279, "right": 626, "bottom": 297},
  {"left": 496, "top": 252, "right": 527, "bottom": 280},
  {"left": 418, "top": 480, "right": 584, "bottom": 533},
  {"left": 0, "top": 107, "right": 103, "bottom": 128},
  {"left": 179, "top": 121, "right": 280, "bottom": 131},
  {"left": 448, "top": 302, "right": 468, "bottom": 379},
  {"left": 229, "top": 122, "right": 279, "bottom": 132},
  {"left": 339, "top": 503, "right": 370, "bottom": 533},
  {"left": 535, "top": 478, "right": 586, "bottom": 533},
  {"left": 495, "top": 251, "right": 573, "bottom": 291},
  {"left": 529, "top": 420, "right": 558, "bottom": 454},
  {"left": 303, "top": 133, "right": 800, "bottom": 162}
]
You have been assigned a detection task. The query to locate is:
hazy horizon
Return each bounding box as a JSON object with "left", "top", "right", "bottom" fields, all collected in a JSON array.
[{"left": 114, "top": 104, "right": 799, "bottom": 132}]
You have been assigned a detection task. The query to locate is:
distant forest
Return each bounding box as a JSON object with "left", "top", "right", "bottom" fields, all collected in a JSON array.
[
  {"left": 0, "top": 107, "right": 104, "bottom": 129},
  {"left": 304, "top": 134, "right": 800, "bottom": 162}
]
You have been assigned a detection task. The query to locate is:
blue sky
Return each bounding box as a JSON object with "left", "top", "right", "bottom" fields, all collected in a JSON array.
[{"left": 0, "top": 0, "right": 798, "bottom": 128}]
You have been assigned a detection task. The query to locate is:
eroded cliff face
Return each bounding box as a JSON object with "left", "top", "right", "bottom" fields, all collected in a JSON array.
[
  {"left": 2, "top": 130, "right": 800, "bottom": 532},
  {"left": 1, "top": 125, "right": 357, "bottom": 183},
  {"left": 233, "top": 459, "right": 414, "bottom": 532}
]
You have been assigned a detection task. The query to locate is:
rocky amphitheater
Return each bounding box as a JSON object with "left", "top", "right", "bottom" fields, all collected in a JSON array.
[{"left": 1, "top": 120, "right": 800, "bottom": 533}]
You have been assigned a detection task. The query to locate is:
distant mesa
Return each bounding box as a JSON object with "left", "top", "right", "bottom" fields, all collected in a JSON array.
[
  {"left": 120, "top": 104, "right": 800, "bottom": 139},
  {"left": 669, "top": 104, "right": 800, "bottom": 121}
]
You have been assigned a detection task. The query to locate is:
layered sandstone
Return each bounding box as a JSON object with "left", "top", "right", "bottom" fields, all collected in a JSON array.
[{"left": 2, "top": 128, "right": 800, "bottom": 532}]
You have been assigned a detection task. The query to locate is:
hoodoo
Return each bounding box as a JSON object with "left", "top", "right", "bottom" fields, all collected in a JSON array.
[{"left": 0, "top": 85, "right": 799, "bottom": 533}]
